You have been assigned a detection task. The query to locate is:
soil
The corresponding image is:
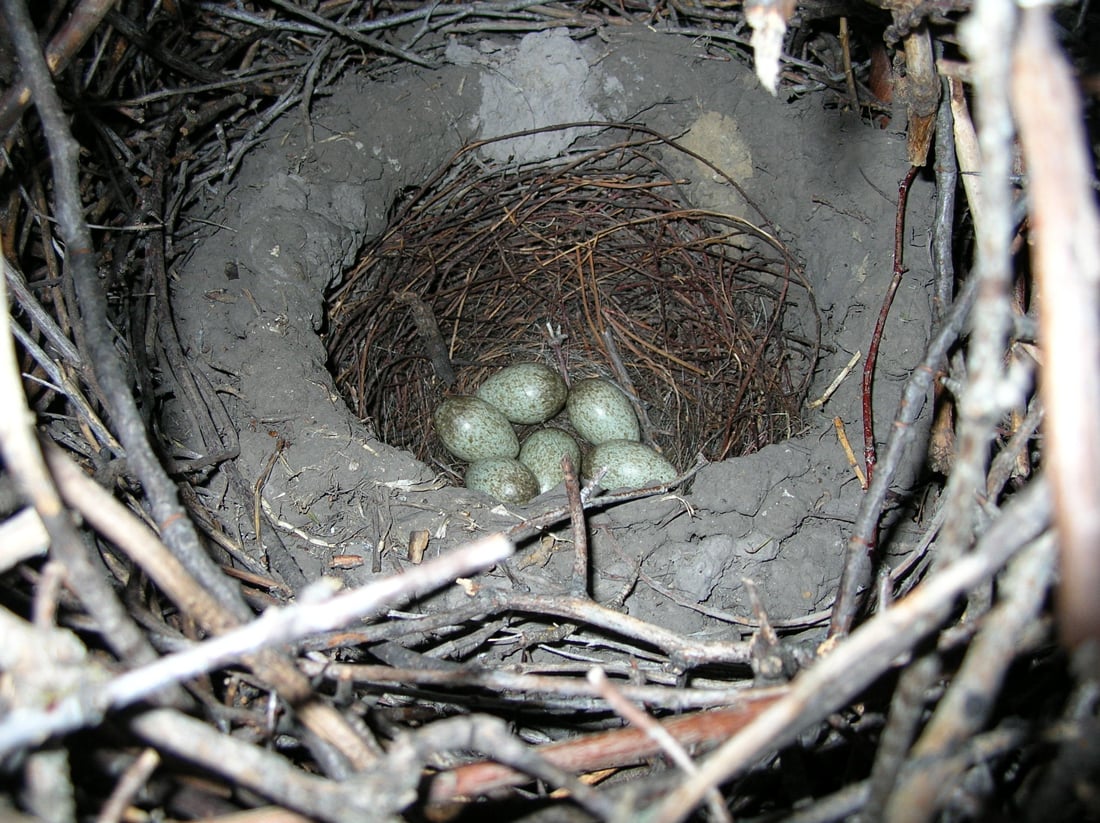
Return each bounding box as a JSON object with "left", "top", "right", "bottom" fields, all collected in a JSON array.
[{"left": 166, "top": 25, "right": 936, "bottom": 647}]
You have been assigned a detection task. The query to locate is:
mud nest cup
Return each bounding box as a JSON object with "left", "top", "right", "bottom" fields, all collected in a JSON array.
[{"left": 326, "top": 124, "right": 820, "bottom": 475}]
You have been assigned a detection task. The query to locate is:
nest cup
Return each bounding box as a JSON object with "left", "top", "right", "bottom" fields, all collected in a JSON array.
[{"left": 326, "top": 124, "right": 820, "bottom": 477}]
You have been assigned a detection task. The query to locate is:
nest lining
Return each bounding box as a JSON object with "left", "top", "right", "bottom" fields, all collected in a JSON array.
[{"left": 326, "top": 124, "right": 820, "bottom": 473}]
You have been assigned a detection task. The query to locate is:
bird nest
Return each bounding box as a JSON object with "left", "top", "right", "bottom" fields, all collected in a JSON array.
[{"left": 326, "top": 124, "right": 819, "bottom": 475}]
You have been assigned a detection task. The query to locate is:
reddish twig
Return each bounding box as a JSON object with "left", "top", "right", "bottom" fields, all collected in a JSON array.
[
  {"left": 426, "top": 691, "right": 786, "bottom": 807},
  {"left": 863, "top": 165, "right": 920, "bottom": 482}
]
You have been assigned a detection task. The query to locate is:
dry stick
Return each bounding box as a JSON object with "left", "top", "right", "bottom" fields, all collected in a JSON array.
[
  {"left": 128, "top": 708, "right": 377, "bottom": 823},
  {"left": 0, "top": 251, "right": 156, "bottom": 668},
  {"left": 102, "top": 9, "right": 277, "bottom": 98},
  {"left": 786, "top": 722, "right": 1029, "bottom": 823},
  {"left": 0, "top": 0, "right": 115, "bottom": 137},
  {"left": 985, "top": 396, "right": 1042, "bottom": 501},
  {"left": 927, "top": 82, "right": 961, "bottom": 475},
  {"left": 838, "top": 17, "right": 860, "bottom": 112},
  {"left": 44, "top": 447, "right": 379, "bottom": 771},
  {"left": 23, "top": 747, "right": 76, "bottom": 823},
  {"left": 931, "top": 81, "right": 959, "bottom": 324},
  {"left": 474, "top": 588, "right": 751, "bottom": 669},
  {"left": 44, "top": 446, "right": 251, "bottom": 640},
  {"left": 601, "top": 325, "right": 659, "bottom": 446},
  {"left": 949, "top": 76, "right": 983, "bottom": 234},
  {"left": 0, "top": 0, "right": 252, "bottom": 628},
  {"left": 394, "top": 291, "right": 457, "bottom": 386},
  {"left": 3, "top": 263, "right": 82, "bottom": 367},
  {"left": 863, "top": 165, "right": 920, "bottom": 483},
  {"left": 563, "top": 455, "right": 590, "bottom": 598},
  {"left": 0, "top": 531, "right": 512, "bottom": 759},
  {"left": 645, "top": 477, "right": 1050, "bottom": 823},
  {"left": 95, "top": 748, "right": 160, "bottom": 823},
  {"left": 413, "top": 716, "right": 620, "bottom": 821},
  {"left": 1012, "top": 6, "right": 1100, "bottom": 653},
  {"left": 830, "top": 273, "right": 979, "bottom": 638},
  {"left": 102, "top": 533, "right": 510, "bottom": 705},
  {"left": 587, "top": 667, "right": 734, "bottom": 823},
  {"left": 258, "top": 0, "right": 434, "bottom": 67},
  {"left": 935, "top": 0, "right": 1018, "bottom": 574},
  {"left": 899, "top": 26, "right": 940, "bottom": 167},
  {"left": 884, "top": 532, "right": 1057, "bottom": 822},
  {"left": 309, "top": 660, "right": 780, "bottom": 712},
  {"left": 1020, "top": 676, "right": 1100, "bottom": 818},
  {"left": 858, "top": 654, "right": 942, "bottom": 822},
  {"left": 6, "top": 305, "right": 119, "bottom": 452},
  {"left": 426, "top": 692, "right": 787, "bottom": 807}
]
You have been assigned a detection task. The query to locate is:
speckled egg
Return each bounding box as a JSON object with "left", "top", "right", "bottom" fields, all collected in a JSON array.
[
  {"left": 518, "top": 428, "right": 582, "bottom": 493},
  {"left": 434, "top": 396, "right": 519, "bottom": 462},
  {"left": 567, "top": 378, "right": 640, "bottom": 444},
  {"left": 465, "top": 458, "right": 539, "bottom": 503},
  {"left": 476, "top": 363, "right": 568, "bottom": 425},
  {"left": 584, "top": 440, "right": 677, "bottom": 490}
]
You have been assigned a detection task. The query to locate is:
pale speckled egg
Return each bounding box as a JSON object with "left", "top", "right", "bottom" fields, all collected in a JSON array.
[
  {"left": 476, "top": 363, "right": 568, "bottom": 424},
  {"left": 465, "top": 458, "right": 539, "bottom": 503},
  {"left": 518, "top": 428, "right": 582, "bottom": 493},
  {"left": 434, "top": 396, "right": 519, "bottom": 462},
  {"left": 584, "top": 440, "right": 676, "bottom": 489},
  {"left": 567, "top": 378, "right": 640, "bottom": 444}
]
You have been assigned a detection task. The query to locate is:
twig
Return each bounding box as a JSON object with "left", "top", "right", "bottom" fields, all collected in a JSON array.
[
  {"left": 935, "top": 0, "right": 1019, "bottom": 576},
  {"left": 1, "top": 0, "right": 254, "bottom": 629},
  {"left": 204, "top": 0, "right": 435, "bottom": 68},
  {"left": 838, "top": 18, "right": 859, "bottom": 112},
  {"left": 0, "top": 531, "right": 512, "bottom": 759},
  {"left": 859, "top": 654, "right": 941, "bottom": 821},
  {"left": 831, "top": 271, "right": 979, "bottom": 637},
  {"left": 0, "top": 240, "right": 155, "bottom": 667},
  {"left": 0, "top": 0, "right": 116, "bottom": 137},
  {"left": 927, "top": 80, "right": 960, "bottom": 475},
  {"left": 789, "top": 723, "right": 1029, "bottom": 823},
  {"left": 863, "top": 164, "right": 919, "bottom": 482},
  {"left": 473, "top": 588, "right": 751, "bottom": 669},
  {"left": 601, "top": 325, "right": 659, "bottom": 445},
  {"left": 834, "top": 416, "right": 868, "bottom": 490},
  {"left": 587, "top": 667, "right": 733, "bottom": 823},
  {"left": 95, "top": 748, "right": 160, "bottom": 823},
  {"left": 931, "top": 80, "right": 958, "bottom": 323},
  {"left": 128, "top": 708, "right": 376, "bottom": 823},
  {"left": 426, "top": 691, "right": 786, "bottom": 807},
  {"left": 884, "top": 532, "right": 1056, "bottom": 821},
  {"left": 23, "top": 748, "right": 76, "bottom": 823},
  {"left": 562, "top": 455, "right": 590, "bottom": 598},
  {"left": 419, "top": 716, "right": 620, "bottom": 820},
  {"left": 1012, "top": 4, "right": 1100, "bottom": 652},
  {"left": 44, "top": 445, "right": 379, "bottom": 771},
  {"left": 806, "top": 349, "right": 861, "bottom": 409},
  {"left": 4, "top": 301, "right": 119, "bottom": 453},
  {"left": 393, "top": 291, "right": 456, "bottom": 386},
  {"left": 308, "top": 659, "right": 781, "bottom": 711}
]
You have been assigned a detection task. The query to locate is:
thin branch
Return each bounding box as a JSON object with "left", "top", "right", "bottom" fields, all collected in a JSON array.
[
  {"left": 830, "top": 273, "right": 980, "bottom": 637},
  {"left": 884, "top": 533, "right": 1056, "bottom": 821},
  {"left": 1012, "top": 4, "right": 1100, "bottom": 652}
]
